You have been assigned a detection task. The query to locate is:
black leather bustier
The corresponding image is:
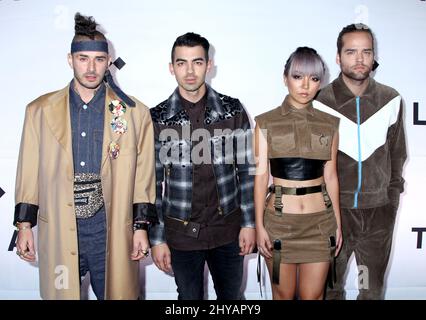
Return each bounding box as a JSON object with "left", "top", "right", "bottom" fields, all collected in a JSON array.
[{"left": 270, "top": 157, "right": 325, "bottom": 181}]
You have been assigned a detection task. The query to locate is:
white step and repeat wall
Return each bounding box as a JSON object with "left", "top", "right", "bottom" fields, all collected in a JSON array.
[{"left": 0, "top": 0, "right": 425, "bottom": 299}]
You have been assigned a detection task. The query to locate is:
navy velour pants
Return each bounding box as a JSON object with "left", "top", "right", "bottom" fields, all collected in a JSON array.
[{"left": 325, "top": 203, "right": 397, "bottom": 300}]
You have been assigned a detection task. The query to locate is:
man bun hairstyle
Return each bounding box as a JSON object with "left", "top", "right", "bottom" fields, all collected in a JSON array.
[
  {"left": 72, "top": 12, "right": 106, "bottom": 42},
  {"left": 74, "top": 12, "right": 98, "bottom": 39}
]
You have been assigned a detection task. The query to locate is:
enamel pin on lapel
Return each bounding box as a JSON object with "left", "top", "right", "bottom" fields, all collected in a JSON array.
[
  {"left": 111, "top": 117, "right": 127, "bottom": 134},
  {"left": 108, "top": 141, "right": 120, "bottom": 159},
  {"left": 109, "top": 99, "right": 127, "bottom": 117}
]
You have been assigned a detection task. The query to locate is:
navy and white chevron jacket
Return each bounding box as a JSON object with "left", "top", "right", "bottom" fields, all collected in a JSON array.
[{"left": 314, "top": 74, "right": 407, "bottom": 209}]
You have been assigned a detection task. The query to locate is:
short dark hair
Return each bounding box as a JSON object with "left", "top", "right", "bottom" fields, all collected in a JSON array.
[
  {"left": 72, "top": 12, "right": 106, "bottom": 43},
  {"left": 337, "top": 23, "right": 374, "bottom": 55},
  {"left": 284, "top": 47, "right": 326, "bottom": 83},
  {"left": 171, "top": 32, "right": 210, "bottom": 62}
]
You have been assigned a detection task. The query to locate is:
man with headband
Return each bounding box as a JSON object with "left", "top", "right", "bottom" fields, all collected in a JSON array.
[{"left": 10, "top": 12, "right": 157, "bottom": 299}]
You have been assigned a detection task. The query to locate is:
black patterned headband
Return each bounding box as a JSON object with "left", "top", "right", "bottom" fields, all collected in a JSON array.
[{"left": 71, "top": 40, "right": 109, "bottom": 54}]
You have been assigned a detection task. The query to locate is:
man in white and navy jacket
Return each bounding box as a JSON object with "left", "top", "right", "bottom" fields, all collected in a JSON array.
[{"left": 314, "top": 24, "right": 407, "bottom": 300}]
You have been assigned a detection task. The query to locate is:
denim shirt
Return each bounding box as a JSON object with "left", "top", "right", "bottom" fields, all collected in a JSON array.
[{"left": 69, "top": 81, "right": 106, "bottom": 174}]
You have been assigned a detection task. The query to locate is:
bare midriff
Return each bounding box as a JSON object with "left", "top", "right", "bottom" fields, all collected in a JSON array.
[{"left": 266, "top": 176, "right": 327, "bottom": 214}]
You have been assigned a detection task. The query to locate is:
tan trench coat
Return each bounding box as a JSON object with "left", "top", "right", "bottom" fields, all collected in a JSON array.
[{"left": 15, "top": 85, "right": 156, "bottom": 299}]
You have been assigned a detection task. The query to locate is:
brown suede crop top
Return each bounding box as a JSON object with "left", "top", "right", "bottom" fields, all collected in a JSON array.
[{"left": 255, "top": 96, "right": 340, "bottom": 181}]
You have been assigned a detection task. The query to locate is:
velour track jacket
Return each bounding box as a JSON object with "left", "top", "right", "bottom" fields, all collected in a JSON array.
[{"left": 314, "top": 74, "right": 407, "bottom": 210}]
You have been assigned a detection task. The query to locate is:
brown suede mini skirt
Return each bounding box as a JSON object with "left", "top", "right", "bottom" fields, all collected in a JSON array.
[{"left": 264, "top": 207, "right": 337, "bottom": 264}]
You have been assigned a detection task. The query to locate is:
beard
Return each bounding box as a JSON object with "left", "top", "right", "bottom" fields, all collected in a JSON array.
[
  {"left": 74, "top": 71, "right": 104, "bottom": 90},
  {"left": 341, "top": 65, "right": 372, "bottom": 81}
]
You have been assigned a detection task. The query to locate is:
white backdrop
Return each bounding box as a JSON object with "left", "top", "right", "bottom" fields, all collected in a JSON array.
[{"left": 0, "top": 0, "right": 425, "bottom": 299}]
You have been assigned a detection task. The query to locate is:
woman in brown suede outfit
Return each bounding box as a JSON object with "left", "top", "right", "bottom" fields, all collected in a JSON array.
[{"left": 254, "top": 47, "right": 342, "bottom": 300}]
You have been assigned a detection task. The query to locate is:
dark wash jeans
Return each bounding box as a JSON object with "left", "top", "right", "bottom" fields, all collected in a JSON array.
[
  {"left": 170, "top": 240, "right": 244, "bottom": 300},
  {"left": 77, "top": 208, "right": 107, "bottom": 300}
]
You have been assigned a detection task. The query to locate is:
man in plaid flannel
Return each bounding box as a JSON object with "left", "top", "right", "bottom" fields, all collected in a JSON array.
[{"left": 149, "top": 32, "right": 256, "bottom": 300}]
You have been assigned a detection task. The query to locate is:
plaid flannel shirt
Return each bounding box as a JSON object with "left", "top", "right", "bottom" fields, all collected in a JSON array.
[{"left": 149, "top": 85, "right": 255, "bottom": 245}]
